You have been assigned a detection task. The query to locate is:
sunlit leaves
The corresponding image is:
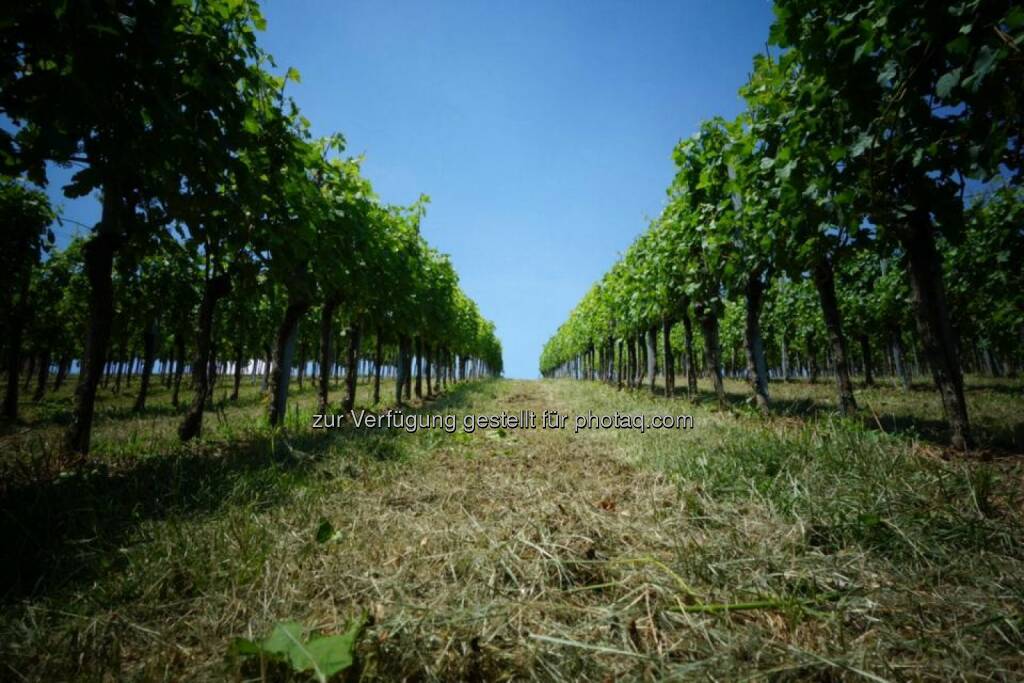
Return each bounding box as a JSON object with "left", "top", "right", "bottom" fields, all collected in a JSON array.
[{"left": 232, "top": 616, "right": 365, "bottom": 683}]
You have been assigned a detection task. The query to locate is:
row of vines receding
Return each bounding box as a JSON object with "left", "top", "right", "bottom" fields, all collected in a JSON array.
[
  {"left": 540, "top": 0, "right": 1024, "bottom": 451},
  {"left": 1, "top": 0, "right": 502, "bottom": 459}
]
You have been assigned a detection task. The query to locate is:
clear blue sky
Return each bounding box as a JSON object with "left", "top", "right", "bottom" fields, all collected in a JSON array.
[{"left": 46, "top": 0, "right": 776, "bottom": 379}]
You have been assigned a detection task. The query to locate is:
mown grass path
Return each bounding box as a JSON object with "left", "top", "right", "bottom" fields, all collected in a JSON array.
[{"left": 301, "top": 379, "right": 687, "bottom": 679}]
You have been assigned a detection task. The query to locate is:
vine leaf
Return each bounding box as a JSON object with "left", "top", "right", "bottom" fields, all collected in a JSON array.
[{"left": 231, "top": 615, "right": 366, "bottom": 682}]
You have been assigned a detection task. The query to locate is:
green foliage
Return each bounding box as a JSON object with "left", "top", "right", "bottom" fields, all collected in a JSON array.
[
  {"left": 944, "top": 187, "right": 1024, "bottom": 359},
  {"left": 0, "top": 0, "right": 502, "bottom": 446},
  {"left": 0, "top": 178, "right": 55, "bottom": 299},
  {"left": 232, "top": 615, "right": 366, "bottom": 682},
  {"left": 541, "top": 0, "right": 1023, "bottom": 394}
]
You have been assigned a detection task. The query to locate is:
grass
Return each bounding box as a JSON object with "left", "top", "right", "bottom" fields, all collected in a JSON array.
[{"left": 1, "top": 372, "right": 1023, "bottom": 680}]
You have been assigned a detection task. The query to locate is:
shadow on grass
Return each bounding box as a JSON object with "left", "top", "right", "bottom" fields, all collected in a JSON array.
[
  {"left": 644, "top": 382, "right": 832, "bottom": 419},
  {"left": 862, "top": 412, "right": 1024, "bottom": 454},
  {"left": 634, "top": 376, "right": 1023, "bottom": 454},
  {"left": 963, "top": 382, "right": 1024, "bottom": 397},
  {"left": 859, "top": 412, "right": 951, "bottom": 446},
  {"left": 771, "top": 382, "right": 1023, "bottom": 453},
  {"left": 21, "top": 387, "right": 273, "bottom": 428},
  {"left": 0, "top": 380, "right": 493, "bottom": 604}
]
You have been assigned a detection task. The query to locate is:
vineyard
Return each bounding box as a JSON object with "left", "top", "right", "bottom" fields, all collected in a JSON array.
[
  {"left": 1, "top": 1, "right": 502, "bottom": 461},
  {"left": 541, "top": 0, "right": 1023, "bottom": 455},
  {"left": 2, "top": 0, "right": 1024, "bottom": 681}
]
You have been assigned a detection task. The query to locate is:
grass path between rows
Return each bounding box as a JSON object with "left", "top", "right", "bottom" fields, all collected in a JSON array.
[
  {"left": 3, "top": 378, "right": 1023, "bottom": 680},
  {"left": 354, "top": 379, "right": 692, "bottom": 678}
]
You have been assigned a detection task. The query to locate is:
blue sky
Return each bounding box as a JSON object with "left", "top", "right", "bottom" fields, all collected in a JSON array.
[{"left": 46, "top": 0, "right": 777, "bottom": 378}]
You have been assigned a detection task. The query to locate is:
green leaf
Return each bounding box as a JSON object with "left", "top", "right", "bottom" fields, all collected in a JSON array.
[
  {"left": 974, "top": 45, "right": 998, "bottom": 77},
  {"left": 261, "top": 621, "right": 305, "bottom": 658},
  {"left": 1007, "top": 7, "right": 1024, "bottom": 30},
  {"left": 230, "top": 637, "right": 261, "bottom": 656},
  {"left": 242, "top": 113, "right": 261, "bottom": 135},
  {"left": 828, "top": 146, "right": 847, "bottom": 163},
  {"left": 234, "top": 617, "right": 364, "bottom": 683},
  {"left": 853, "top": 39, "right": 874, "bottom": 62},
  {"left": 936, "top": 68, "right": 961, "bottom": 98},
  {"left": 877, "top": 60, "right": 898, "bottom": 86},
  {"left": 946, "top": 35, "right": 970, "bottom": 56},
  {"left": 776, "top": 160, "right": 796, "bottom": 181},
  {"left": 304, "top": 625, "right": 362, "bottom": 680},
  {"left": 315, "top": 519, "right": 334, "bottom": 544},
  {"left": 850, "top": 132, "right": 873, "bottom": 157}
]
